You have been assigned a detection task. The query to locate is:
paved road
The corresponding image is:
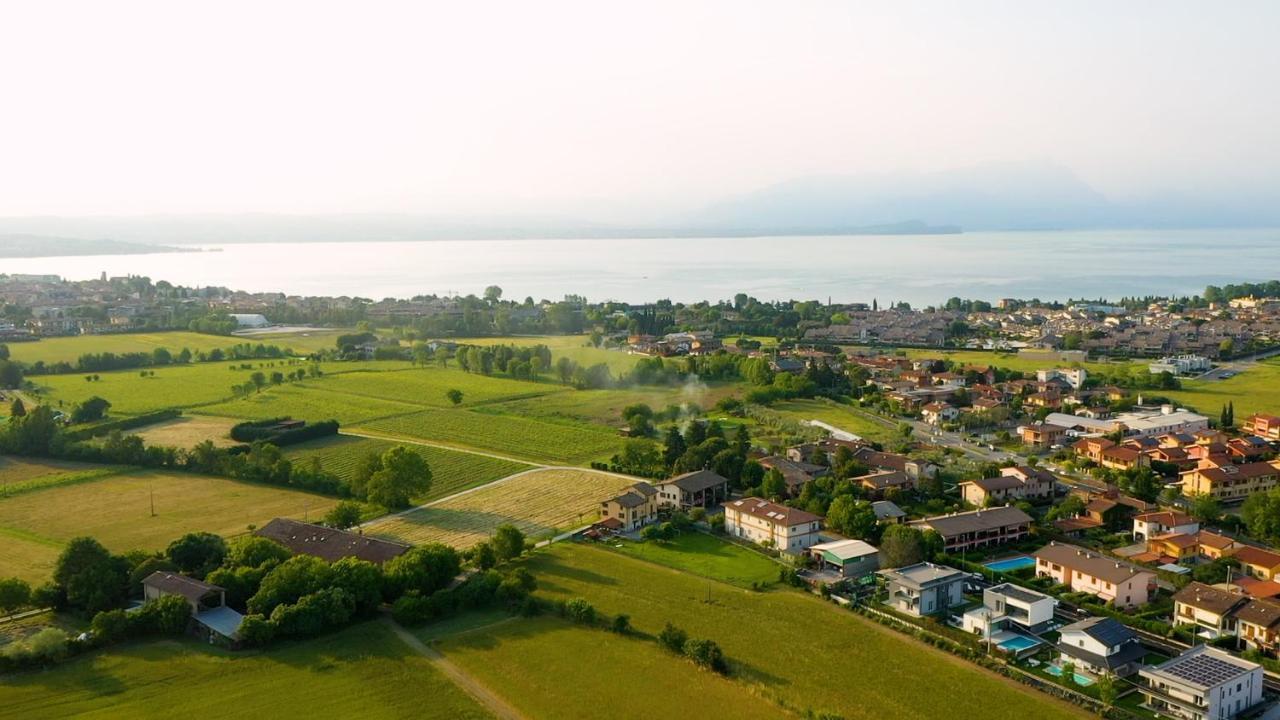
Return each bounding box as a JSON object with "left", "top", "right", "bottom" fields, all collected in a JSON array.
[{"left": 383, "top": 617, "right": 527, "bottom": 720}]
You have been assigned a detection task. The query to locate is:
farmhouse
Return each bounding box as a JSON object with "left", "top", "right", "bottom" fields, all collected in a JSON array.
[
  {"left": 722, "top": 497, "right": 821, "bottom": 553},
  {"left": 807, "top": 539, "right": 880, "bottom": 579},
  {"left": 878, "top": 562, "right": 966, "bottom": 618},
  {"left": 657, "top": 470, "right": 730, "bottom": 510},
  {"left": 1033, "top": 542, "right": 1154, "bottom": 608},
  {"left": 911, "top": 506, "right": 1032, "bottom": 553},
  {"left": 142, "top": 571, "right": 244, "bottom": 642},
  {"left": 1139, "top": 646, "right": 1263, "bottom": 720},
  {"left": 600, "top": 481, "right": 659, "bottom": 531},
  {"left": 254, "top": 518, "right": 410, "bottom": 564},
  {"left": 958, "top": 466, "right": 1055, "bottom": 507},
  {"left": 1055, "top": 617, "right": 1145, "bottom": 678}
]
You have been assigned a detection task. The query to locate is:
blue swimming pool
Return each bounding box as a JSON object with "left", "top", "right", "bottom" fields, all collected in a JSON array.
[
  {"left": 1044, "top": 665, "right": 1095, "bottom": 686},
  {"left": 984, "top": 555, "right": 1035, "bottom": 573},
  {"left": 998, "top": 635, "right": 1040, "bottom": 652}
]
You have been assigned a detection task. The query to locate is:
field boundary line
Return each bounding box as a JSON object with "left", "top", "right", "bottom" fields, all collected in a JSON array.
[
  {"left": 383, "top": 617, "right": 527, "bottom": 720},
  {"left": 342, "top": 429, "right": 549, "bottom": 467}
]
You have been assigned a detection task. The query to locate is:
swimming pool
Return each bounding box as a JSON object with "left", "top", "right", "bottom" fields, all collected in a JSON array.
[
  {"left": 983, "top": 555, "right": 1035, "bottom": 573},
  {"left": 1044, "top": 665, "right": 1095, "bottom": 686},
  {"left": 998, "top": 635, "right": 1040, "bottom": 652}
]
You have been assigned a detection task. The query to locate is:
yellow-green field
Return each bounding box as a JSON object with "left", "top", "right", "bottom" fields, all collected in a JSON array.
[
  {"left": 0, "top": 621, "right": 491, "bottom": 720},
  {"left": 767, "top": 397, "right": 899, "bottom": 444},
  {"left": 129, "top": 415, "right": 241, "bottom": 449},
  {"left": 201, "top": 384, "right": 423, "bottom": 425},
  {"left": 1164, "top": 358, "right": 1280, "bottom": 418},
  {"left": 0, "top": 457, "right": 103, "bottom": 487},
  {"left": 358, "top": 408, "right": 625, "bottom": 464},
  {"left": 0, "top": 469, "right": 339, "bottom": 583},
  {"left": 4, "top": 332, "right": 248, "bottom": 365},
  {"left": 370, "top": 468, "right": 634, "bottom": 548}
]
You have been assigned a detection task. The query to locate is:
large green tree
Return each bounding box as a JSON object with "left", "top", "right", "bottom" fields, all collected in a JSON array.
[
  {"left": 53, "top": 537, "right": 129, "bottom": 613},
  {"left": 365, "top": 446, "right": 432, "bottom": 508}
]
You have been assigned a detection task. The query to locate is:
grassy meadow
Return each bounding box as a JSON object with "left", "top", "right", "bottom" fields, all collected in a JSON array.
[
  {"left": 0, "top": 621, "right": 492, "bottom": 720},
  {"left": 608, "top": 532, "right": 782, "bottom": 588},
  {"left": 767, "top": 397, "right": 899, "bottom": 444},
  {"left": 128, "top": 415, "right": 241, "bottom": 449},
  {"left": 369, "top": 468, "right": 634, "bottom": 548},
  {"left": 1163, "top": 358, "right": 1280, "bottom": 418},
  {"left": 520, "top": 543, "right": 1088, "bottom": 720}
]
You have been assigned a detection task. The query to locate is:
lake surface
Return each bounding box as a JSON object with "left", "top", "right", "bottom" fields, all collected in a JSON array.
[{"left": 4, "top": 228, "right": 1280, "bottom": 306}]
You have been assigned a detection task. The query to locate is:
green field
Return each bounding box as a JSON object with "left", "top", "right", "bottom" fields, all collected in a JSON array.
[
  {"left": 0, "top": 468, "right": 339, "bottom": 583},
  {"left": 201, "top": 384, "right": 423, "bottom": 424},
  {"left": 285, "top": 434, "right": 531, "bottom": 504},
  {"left": 0, "top": 457, "right": 106, "bottom": 488},
  {"left": 313, "top": 366, "right": 568, "bottom": 408},
  {"left": 434, "top": 614, "right": 785, "bottom": 720},
  {"left": 360, "top": 408, "right": 625, "bottom": 465},
  {"left": 0, "top": 621, "right": 491, "bottom": 720},
  {"left": 608, "top": 532, "right": 783, "bottom": 588},
  {"left": 4, "top": 332, "right": 255, "bottom": 366},
  {"left": 1164, "top": 358, "right": 1280, "bottom": 418},
  {"left": 768, "top": 397, "right": 899, "bottom": 444},
  {"left": 520, "top": 543, "right": 1088, "bottom": 720}
]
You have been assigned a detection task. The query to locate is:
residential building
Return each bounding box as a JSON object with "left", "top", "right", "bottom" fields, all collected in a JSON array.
[
  {"left": 254, "top": 518, "right": 410, "bottom": 565},
  {"left": 958, "top": 465, "right": 1056, "bottom": 507},
  {"left": 1243, "top": 413, "right": 1280, "bottom": 442},
  {"left": 878, "top": 562, "right": 966, "bottom": 617},
  {"left": 1034, "top": 542, "right": 1155, "bottom": 608},
  {"left": 1132, "top": 511, "right": 1199, "bottom": 542},
  {"left": 1233, "top": 546, "right": 1280, "bottom": 581},
  {"left": 1056, "top": 617, "right": 1146, "bottom": 678},
  {"left": 758, "top": 455, "right": 827, "bottom": 496},
  {"left": 1236, "top": 599, "right": 1280, "bottom": 653},
  {"left": 599, "top": 481, "right": 659, "bottom": 531},
  {"left": 1196, "top": 531, "right": 1242, "bottom": 561},
  {"left": 657, "top": 470, "right": 730, "bottom": 510},
  {"left": 141, "top": 571, "right": 244, "bottom": 643},
  {"left": 1037, "top": 367, "right": 1088, "bottom": 389},
  {"left": 849, "top": 447, "right": 938, "bottom": 480},
  {"left": 1073, "top": 437, "right": 1116, "bottom": 464},
  {"left": 1021, "top": 422, "right": 1068, "bottom": 448},
  {"left": 722, "top": 497, "right": 821, "bottom": 553},
  {"left": 1148, "top": 355, "right": 1212, "bottom": 376},
  {"left": 1180, "top": 460, "right": 1280, "bottom": 502},
  {"left": 1139, "top": 646, "right": 1262, "bottom": 720},
  {"left": 808, "top": 539, "right": 880, "bottom": 579},
  {"left": 921, "top": 401, "right": 958, "bottom": 425},
  {"left": 912, "top": 506, "right": 1033, "bottom": 553},
  {"left": 871, "top": 500, "right": 906, "bottom": 524},
  {"left": 1172, "top": 582, "right": 1248, "bottom": 640},
  {"left": 858, "top": 469, "right": 915, "bottom": 498},
  {"left": 1143, "top": 533, "right": 1201, "bottom": 563},
  {"left": 1099, "top": 445, "right": 1150, "bottom": 471},
  {"left": 962, "top": 582, "right": 1057, "bottom": 638}
]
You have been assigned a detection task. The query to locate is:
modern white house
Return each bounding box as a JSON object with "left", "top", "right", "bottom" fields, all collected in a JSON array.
[
  {"left": 722, "top": 497, "right": 821, "bottom": 553},
  {"left": 1132, "top": 511, "right": 1199, "bottom": 543},
  {"left": 878, "top": 563, "right": 966, "bottom": 618},
  {"left": 1139, "top": 645, "right": 1263, "bottom": 720},
  {"left": 1056, "top": 616, "right": 1146, "bottom": 678},
  {"left": 963, "top": 582, "right": 1058, "bottom": 638}
]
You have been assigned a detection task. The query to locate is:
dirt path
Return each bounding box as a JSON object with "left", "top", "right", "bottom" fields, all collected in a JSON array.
[
  {"left": 342, "top": 429, "right": 549, "bottom": 467},
  {"left": 383, "top": 617, "right": 527, "bottom": 720}
]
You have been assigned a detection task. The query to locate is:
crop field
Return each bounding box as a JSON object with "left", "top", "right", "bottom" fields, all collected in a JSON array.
[
  {"left": 1164, "top": 358, "right": 1280, "bottom": 419},
  {"left": 285, "top": 434, "right": 530, "bottom": 503},
  {"left": 0, "top": 621, "right": 491, "bottom": 720},
  {"left": 434, "top": 614, "right": 785, "bottom": 720},
  {"left": 315, "top": 366, "right": 568, "bottom": 408},
  {"left": 129, "top": 415, "right": 240, "bottom": 449},
  {"left": 30, "top": 361, "right": 262, "bottom": 416},
  {"left": 0, "top": 469, "right": 339, "bottom": 581},
  {"left": 607, "top": 532, "right": 782, "bottom": 588},
  {"left": 0, "top": 457, "right": 105, "bottom": 487},
  {"left": 483, "top": 382, "right": 741, "bottom": 429},
  {"left": 0, "top": 528, "right": 63, "bottom": 585},
  {"left": 369, "top": 468, "right": 634, "bottom": 548},
  {"left": 3, "top": 331, "right": 252, "bottom": 365},
  {"left": 201, "top": 384, "right": 423, "bottom": 424},
  {"left": 359, "top": 408, "right": 625, "bottom": 464},
  {"left": 522, "top": 543, "right": 1088, "bottom": 720}
]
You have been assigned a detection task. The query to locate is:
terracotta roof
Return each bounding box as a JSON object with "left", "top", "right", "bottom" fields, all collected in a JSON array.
[
  {"left": 724, "top": 497, "right": 821, "bottom": 527},
  {"left": 1233, "top": 546, "right": 1280, "bottom": 569},
  {"left": 1197, "top": 531, "right": 1237, "bottom": 550},
  {"left": 1236, "top": 577, "right": 1280, "bottom": 599},
  {"left": 1150, "top": 532, "right": 1198, "bottom": 550},
  {"left": 1034, "top": 542, "right": 1152, "bottom": 585},
  {"left": 1134, "top": 511, "right": 1195, "bottom": 527},
  {"left": 254, "top": 518, "right": 410, "bottom": 565},
  {"left": 1055, "top": 516, "right": 1103, "bottom": 532}
]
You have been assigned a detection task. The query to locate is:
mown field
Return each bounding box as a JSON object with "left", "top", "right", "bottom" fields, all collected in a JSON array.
[
  {"left": 0, "top": 621, "right": 492, "bottom": 720},
  {"left": 285, "top": 434, "right": 530, "bottom": 504},
  {"left": 370, "top": 468, "right": 634, "bottom": 548},
  {"left": 129, "top": 415, "right": 240, "bottom": 449},
  {"left": 433, "top": 614, "right": 786, "bottom": 720},
  {"left": 359, "top": 408, "right": 625, "bottom": 465},
  {"left": 0, "top": 468, "right": 339, "bottom": 583},
  {"left": 768, "top": 397, "right": 899, "bottom": 444},
  {"left": 607, "top": 532, "right": 782, "bottom": 589},
  {"left": 314, "top": 366, "right": 568, "bottom": 408},
  {"left": 0, "top": 457, "right": 105, "bottom": 487},
  {"left": 201, "top": 384, "right": 423, "bottom": 425},
  {"left": 520, "top": 543, "right": 1088, "bottom": 720},
  {"left": 4, "top": 331, "right": 251, "bottom": 365},
  {"left": 1164, "top": 358, "right": 1280, "bottom": 419}
]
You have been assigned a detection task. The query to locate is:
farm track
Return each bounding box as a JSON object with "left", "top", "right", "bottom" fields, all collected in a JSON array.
[
  {"left": 383, "top": 618, "right": 527, "bottom": 720},
  {"left": 342, "top": 429, "right": 549, "bottom": 467}
]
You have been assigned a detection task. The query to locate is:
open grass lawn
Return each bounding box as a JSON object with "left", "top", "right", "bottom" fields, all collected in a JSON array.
[
  {"left": 486, "top": 382, "right": 741, "bottom": 428},
  {"left": 0, "top": 469, "right": 339, "bottom": 581},
  {"left": 0, "top": 528, "right": 63, "bottom": 585},
  {"left": 607, "top": 532, "right": 783, "bottom": 588},
  {"left": 1164, "top": 358, "right": 1280, "bottom": 418},
  {"left": 0, "top": 457, "right": 104, "bottom": 487},
  {"left": 315, "top": 366, "right": 568, "bottom": 408},
  {"left": 0, "top": 621, "right": 492, "bottom": 720},
  {"left": 359, "top": 407, "right": 625, "bottom": 464},
  {"left": 370, "top": 468, "right": 634, "bottom": 548},
  {"left": 128, "top": 415, "right": 240, "bottom": 449},
  {"left": 201, "top": 384, "right": 423, "bottom": 425},
  {"left": 434, "top": 614, "right": 786, "bottom": 720},
  {"left": 769, "top": 397, "right": 900, "bottom": 444},
  {"left": 521, "top": 543, "right": 1088, "bottom": 720},
  {"left": 285, "top": 434, "right": 530, "bottom": 504}
]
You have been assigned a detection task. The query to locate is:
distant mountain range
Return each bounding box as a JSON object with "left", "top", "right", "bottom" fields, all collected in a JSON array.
[{"left": 0, "top": 234, "right": 187, "bottom": 258}]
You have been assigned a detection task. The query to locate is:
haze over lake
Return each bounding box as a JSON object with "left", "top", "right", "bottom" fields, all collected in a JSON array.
[{"left": 7, "top": 228, "right": 1280, "bottom": 306}]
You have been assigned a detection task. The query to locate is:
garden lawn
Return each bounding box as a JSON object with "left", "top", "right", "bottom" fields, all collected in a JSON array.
[
  {"left": 608, "top": 532, "right": 782, "bottom": 588},
  {"left": 357, "top": 408, "right": 625, "bottom": 465},
  {"left": 0, "top": 469, "right": 339, "bottom": 581},
  {"left": 0, "top": 621, "right": 491, "bottom": 720},
  {"left": 434, "top": 615, "right": 786, "bottom": 720},
  {"left": 369, "top": 468, "right": 634, "bottom": 548},
  {"left": 285, "top": 434, "right": 531, "bottom": 503},
  {"left": 522, "top": 543, "right": 1088, "bottom": 720}
]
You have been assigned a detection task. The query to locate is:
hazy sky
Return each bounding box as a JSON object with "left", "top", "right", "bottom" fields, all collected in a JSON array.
[{"left": 2, "top": 1, "right": 1277, "bottom": 219}]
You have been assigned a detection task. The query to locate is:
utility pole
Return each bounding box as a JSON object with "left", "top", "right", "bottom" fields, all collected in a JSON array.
[{"left": 150, "top": 485, "right": 155, "bottom": 517}]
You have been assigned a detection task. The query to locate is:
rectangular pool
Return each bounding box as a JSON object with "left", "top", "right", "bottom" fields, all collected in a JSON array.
[
  {"left": 998, "top": 635, "right": 1040, "bottom": 652},
  {"left": 1044, "top": 665, "right": 1095, "bottom": 686},
  {"left": 983, "top": 555, "right": 1035, "bottom": 573}
]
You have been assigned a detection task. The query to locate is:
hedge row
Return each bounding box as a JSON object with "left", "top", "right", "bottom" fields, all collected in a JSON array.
[
  {"left": 63, "top": 409, "right": 183, "bottom": 441},
  {"left": 230, "top": 417, "right": 339, "bottom": 446}
]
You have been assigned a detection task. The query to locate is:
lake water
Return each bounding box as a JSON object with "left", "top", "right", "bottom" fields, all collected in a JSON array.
[{"left": 4, "top": 228, "right": 1280, "bottom": 306}]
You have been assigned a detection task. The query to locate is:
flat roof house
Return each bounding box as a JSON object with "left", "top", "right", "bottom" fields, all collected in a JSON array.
[
  {"left": 1172, "top": 581, "right": 1248, "bottom": 640},
  {"left": 962, "top": 582, "right": 1057, "bottom": 639},
  {"left": 600, "top": 481, "right": 659, "bottom": 531},
  {"left": 254, "top": 518, "right": 410, "bottom": 565},
  {"left": 878, "top": 562, "right": 966, "bottom": 618},
  {"left": 1034, "top": 542, "right": 1155, "bottom": 609},
  {"left": 911, "top": 505, "right": 1033, "bottom": 553},
  {"left": 657, "top": 470, "right": 730, "bottom": 510},
  {"left": 1056, "top": 616, "right": 1146, "bottom": 678},
  {"left": 808, "top": 539, "right": 880, "bottom": 579},
  {"left": 722, "top": 497, "right": 821, "bottom": 554},
  {"left": 1139, "top": 645, "right": 1263, "bottom": 720}
]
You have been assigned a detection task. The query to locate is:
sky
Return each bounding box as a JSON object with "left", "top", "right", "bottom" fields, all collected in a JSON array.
[{"left": 1, "top": 1, "right": 1278, "bottom": 221}]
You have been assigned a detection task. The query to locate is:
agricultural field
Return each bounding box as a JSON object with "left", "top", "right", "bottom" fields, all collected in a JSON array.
[
  {"left": 128, "top": 414, "right": 240, "bottom": 449},
  {"left": 0, "top": 456, "right": 106, "bottom": 488},
  {"left": 0, "top": 621, "right": 492, "bottom": 720},
  {"left": 1164, "top": 358, "right": 1280, "bottom": 419},
  {"left": 285, "top": 434, "right": 530, "bottom": 504},
  {"left": 521, "top": 543, "right": 1088, "bottom": 720},
  {"left": 437, "top": 335, "right": 643, "bottom": 375},
  {"left": 314, "top": 366, "right": 568, "bottom": 408},
  {"left": 359, "top": 408, "right": 626, "bottom": 465},
  {"left": 608, "top": 532, "right": 782, "bottom": 588},
  {"left": 434, "top": 614, "right": 786, "bottom": 720},
  {"left": 483, "top": 382, "right": 740, "bottom": 430},
  {"left": 369, "top": 468, "right": 634, "bottom": 548},
  {"left": 3, "top": 331, "right": 250, "bottom": 366},
  {"left": 0, "top": 469, "right": 339, "bottom": 582},
  {"left": 201, "top": 384, "right": 423, "bottom": 425}
]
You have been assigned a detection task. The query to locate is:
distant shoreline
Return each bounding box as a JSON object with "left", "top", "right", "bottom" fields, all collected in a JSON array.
[{"left": 0, "top": 236, "right": 194, "bottom": 259}]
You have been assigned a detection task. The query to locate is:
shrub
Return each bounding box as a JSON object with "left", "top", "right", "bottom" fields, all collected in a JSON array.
[
  {"left": 1, "top": 628, "right": 71, "bottom": 666},
  {"left": 564, "top": 598, "right": 596, "bottom": 625},
  {"left": 132, "top": 594, "right": 193, "bottom": 635},
  {"left": 659, "top": 622, "right": 688, "bottom": 653},
  {"left": 238, "top": 614, "right": 274, "bottom": 647},
  {"left": 0, "top": 577, "right": 32, "bottom": 614},
  {"left": 683, "top": 638, "right": 728, "bottom": 674},
  {"left": 611, "top": 614, "right": 631, "bottom": 634},
  {"left": 89, "top": 609, "right": 130, "bottom": 644},
  {"left": 269, "top": 587, "right": 356, "bottom": 639}
]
